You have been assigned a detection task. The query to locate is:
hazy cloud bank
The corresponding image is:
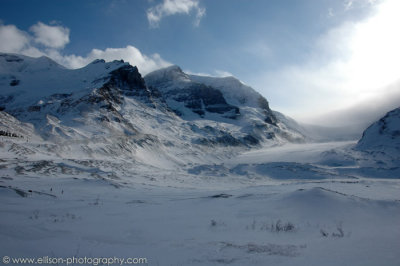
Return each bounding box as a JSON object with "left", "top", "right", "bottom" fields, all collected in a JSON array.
[{"left": 255, "top": 0, "right": 400, "bottom": 127}]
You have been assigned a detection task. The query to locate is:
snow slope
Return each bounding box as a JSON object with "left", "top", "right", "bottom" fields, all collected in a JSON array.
[
  {"left": 0, "top": 174, "right": 399, "bottom": 266},
  {"left": 0, "top": 53, "right": 127, "bottom": 109},
  {"left": 356, "top": 107, "right": 400, "bottom": 152}
]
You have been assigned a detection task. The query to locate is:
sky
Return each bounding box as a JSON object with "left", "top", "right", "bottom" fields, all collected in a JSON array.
[{"left": 0, "top": 0, "right": 399, "bottom": 126}]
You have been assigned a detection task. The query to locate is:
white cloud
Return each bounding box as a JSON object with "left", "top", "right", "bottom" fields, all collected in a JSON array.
[
  {"left": 30, "top": 22, "right": 70, "bottom": 49},
  {"left": 310, "top": 80, "right": 400, "bottom": 127},
  {"left": 344, "top": 0, "right": 381, "bottom": 11},
  {"left": 0, "top": 24, "right": 30, "bottom": 53},
  {"left": 244, "top": 41, "right": 272, "bottom": 59},
  {"left": 0, "top": 22, "right": 171, "bottom": 75},
  {"left": 214, "top": 70, "right": 233, "bottom": 77},
  {"left": 184, "top": 69, "right": 211, "bottom": 76},
  {"left": 344, "top": 0, "right": 354, "bottom": 10},
  {"left": 147, "top": 0, "right": 206, "bottom": 27},
  {"left": 328, "top": 7, "right": 335, "bottom": 18},
  {"left": 185, "top": 69, "right": 233, "bottom": 78},
  {"left": 255, "top": 0, "right": 400, "bottom": 125},
  {"left": 58, "top": 46, "right": 171, "bottom": 75}
]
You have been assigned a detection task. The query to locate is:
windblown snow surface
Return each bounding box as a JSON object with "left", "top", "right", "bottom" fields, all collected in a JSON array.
[
  {"left": 0, "top": 54, "right": 399, "bottom": 266},
  {"left": 1, "top": 140, "right": 399, "bottom": 266}
]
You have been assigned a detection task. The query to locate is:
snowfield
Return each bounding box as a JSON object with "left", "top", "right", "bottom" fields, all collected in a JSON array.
[{"left": 1, "top": 141, "right": 399, "bottom": 266}]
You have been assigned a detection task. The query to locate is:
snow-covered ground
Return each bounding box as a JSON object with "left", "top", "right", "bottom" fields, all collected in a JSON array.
[{"left": 1, "top": 141, "right": 399, "bottom": 266}]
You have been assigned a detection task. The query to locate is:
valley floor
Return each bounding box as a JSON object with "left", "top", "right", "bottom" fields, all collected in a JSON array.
[{"left": 1, "top": 141, "right": 399, "bottom": 266}]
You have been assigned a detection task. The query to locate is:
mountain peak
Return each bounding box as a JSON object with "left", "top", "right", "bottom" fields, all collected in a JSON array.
[
  {"left": 145, "top": 65, "right": 190, "bottom": 86},
  {"left": 163, "top": 64, "right": 183, "bottom": 72},
  {"left": 0, "top": 53, "right": 139, "bottom": 110},
  {"left": 90, "top": 59, "right": 106, "bottom": 65},
  {"left": 0, "top": 53, "right": 65, "bottom": 74},
  {"left": 144, "top": 64, "right": 279, "bottom": 127}
]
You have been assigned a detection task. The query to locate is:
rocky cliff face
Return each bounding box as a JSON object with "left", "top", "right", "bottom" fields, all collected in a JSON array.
[
  {"left": 145, "top": 65, "right": 277, "bottom": 125},
  {"left": 88, "top": 64, "right": 159, "bottom": 110},
  {"left": 162, "top": 83, "right": 240, "bottom": 118},
  {"left": 188, "top": 72, "right": 277, "bottom": 125}
]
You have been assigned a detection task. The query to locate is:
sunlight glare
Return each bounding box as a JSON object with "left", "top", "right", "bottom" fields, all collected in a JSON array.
[{"left": 345, "top": 0, "right": 400, "bottom": 99}]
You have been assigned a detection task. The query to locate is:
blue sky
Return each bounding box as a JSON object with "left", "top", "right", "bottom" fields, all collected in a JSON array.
[{"left": 1, "top": 0, "right": 399, "bottom": 124}]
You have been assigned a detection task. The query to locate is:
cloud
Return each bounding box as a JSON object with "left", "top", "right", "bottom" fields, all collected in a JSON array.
[
  {"left": 0, "top": 22, "right": 171, "bottom": 75},
  {"left": 328, "top": 8, "right": 335, "bottom": 18},
  {"left": 243, "top": 40, "right": 272, "bottom": 59},
  {"left": 147, "top": 0, "right": 206, "bottom": 27},
  {"left": 255, "top": 0, "right": 400, "bottom": 126},
  {"left": 328, "top": 0, "right": 379, "bottom": 20},
  {"left": 343, "top": 0, "right": 375, "bottom": 11},
  {"left": 30, "top": 22, "right": 70, "bottom": 49},
  {"left": 344, "top": 0, "right": 354, "bottom": 10},
  {"left": 214, "top": 70, "right": 233, "bottom": 77},
  {"left": 309, "top": 80, "right": 400, "bottom": 128},
  {"left": 185, "top": 69, "right": 233, "bottom": 78},
  {"left": 54, "top": 46, "right": 171, "bottom": 75},
  {"left": 0, "top": 24, "right": 30, "bottom": 53}
]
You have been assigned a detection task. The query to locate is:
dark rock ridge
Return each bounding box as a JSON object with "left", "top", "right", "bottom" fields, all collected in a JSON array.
[
  {"left": 107, "top": 65, "right": 150, "bottom": 99},
  {"left": 165, "top": 84, "right": 240, "bottom": 118},
  {"left": 258, "top": 96, "right": 277, "bottom": 125},
  {"left": 92, "top": 64, "right": 160, "bottom": 109}
]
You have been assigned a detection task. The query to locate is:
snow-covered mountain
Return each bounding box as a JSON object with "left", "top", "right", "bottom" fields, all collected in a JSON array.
[
  {"left": 356, "top": 107, "right": 400, "bottom": 152},
  {"left": 1, "top": 54, "right": 399, "bottom": 266},
  {"left": 0, "top": 53, "right": 305, "bottom": 177},
  {"left": 145, "top": 65, "right": 305, "bottom": 144},
  {"left": 145, "top": 65, "right": 275, "bottom": 122}
]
